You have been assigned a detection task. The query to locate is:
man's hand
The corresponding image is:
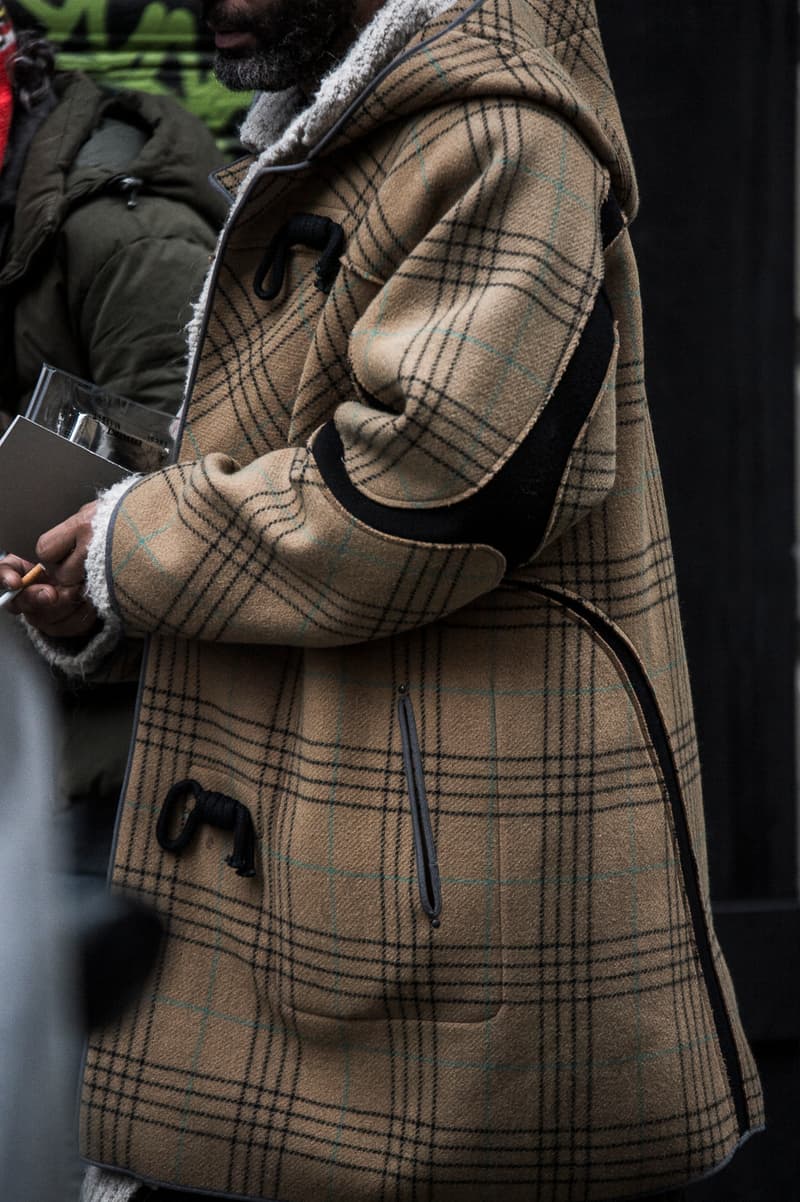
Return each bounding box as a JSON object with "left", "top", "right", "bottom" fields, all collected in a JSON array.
[{"left": 0, "top": 503, "right": 99, "bottom": 638}]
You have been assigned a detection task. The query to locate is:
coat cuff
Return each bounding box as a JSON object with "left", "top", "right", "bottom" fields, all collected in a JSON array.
[
  {"left": 80, "top": 1165, "right": 143, "bottom": 1202},
  {"left": 22, "top": 476, "right": 140, "bottom": 679}
]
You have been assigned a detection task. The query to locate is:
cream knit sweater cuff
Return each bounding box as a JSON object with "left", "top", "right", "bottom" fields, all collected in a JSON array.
[{"left": 80, "top": 1165, "right": 143, "bottom": 1202}]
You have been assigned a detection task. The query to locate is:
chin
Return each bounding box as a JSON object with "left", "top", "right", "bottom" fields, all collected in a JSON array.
[{"left": 213, "top": 50, "right": 285, "bottom": 91}]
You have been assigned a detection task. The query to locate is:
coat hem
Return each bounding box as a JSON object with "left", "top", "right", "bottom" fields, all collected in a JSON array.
[{"left": 80, "top": 1124, "right": 766, "bottom": 1202}]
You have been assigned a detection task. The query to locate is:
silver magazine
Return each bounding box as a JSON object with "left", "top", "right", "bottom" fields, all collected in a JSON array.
[{"left": 26, "top": 364, "right": 177, "bottom": 474}]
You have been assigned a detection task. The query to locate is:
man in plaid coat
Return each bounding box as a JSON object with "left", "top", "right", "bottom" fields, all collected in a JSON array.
[{"left": 1, "top": 0, "right": 763, "bottom": 1198}]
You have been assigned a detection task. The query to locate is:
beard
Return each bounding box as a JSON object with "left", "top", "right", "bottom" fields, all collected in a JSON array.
[{"left": 204, "top": 0, "right": 361, "bottom": 94}]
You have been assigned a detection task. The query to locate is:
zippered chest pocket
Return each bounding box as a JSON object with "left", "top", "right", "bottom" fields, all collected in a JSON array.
[{"left": 271, "top": 662, "right": 504, "bottom": 1025}]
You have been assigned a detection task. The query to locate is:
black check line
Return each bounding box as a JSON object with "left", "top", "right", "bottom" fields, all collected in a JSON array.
[
  {"left": 259, "top": 655, "right": 305, "bottom": 1198},
  {"left": 116, "top": 636, "right": 191, "bottom": 1170},
  {"left": 344, "top": 368, "right": 515, "bottom": 491},
  {"left": 384, "top": 255, "right": 597, "bottom": 328},
  {"left": 343, "top": 259, "right": 599, "bottom": 484},
  {"left": 377, "top": 645, "right": 405, "bottom": 1201},
  {"left": 558, "top": 22, "right": 619, "bottom": 105},
  {"left": 223, "top": 650, "right": 293, "bottom": 1195},
  {"left": 205, "top": 283, "right": 293, "bottom": 448}
]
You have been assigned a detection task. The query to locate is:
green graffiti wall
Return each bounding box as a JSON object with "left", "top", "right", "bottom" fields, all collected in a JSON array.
[{"left": 9, "top": 0, "right": 249, "bottom": 148}]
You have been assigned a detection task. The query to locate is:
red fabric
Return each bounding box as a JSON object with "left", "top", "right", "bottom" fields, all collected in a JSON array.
[{"left": 0, "top": 3, "right": 16, "bottom": 168}]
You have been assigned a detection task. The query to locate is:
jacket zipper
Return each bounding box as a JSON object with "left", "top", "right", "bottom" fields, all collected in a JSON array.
[
  {"left": 397, "top": 684, "right": 442, "bottom": 928},
  {"left": 505, "top": 581, "right": 749, "bottom": 1135}
]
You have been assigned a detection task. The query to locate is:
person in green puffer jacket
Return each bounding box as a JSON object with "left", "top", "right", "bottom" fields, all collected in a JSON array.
[
  {"left": 0, "top": 22, "right": 228, "bottom": 869},
  {"left": 0, "top": 28, "right": 227, "bottom": 413}
]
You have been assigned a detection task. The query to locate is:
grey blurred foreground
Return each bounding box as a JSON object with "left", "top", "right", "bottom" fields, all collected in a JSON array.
[{"left": 0, "top": 620, "right": 76, "bottom": 1200}]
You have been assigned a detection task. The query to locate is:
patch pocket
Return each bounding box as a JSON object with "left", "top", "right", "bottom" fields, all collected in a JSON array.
[{"left": 273, "top": 665, "right": 504, "bottom": 1024}]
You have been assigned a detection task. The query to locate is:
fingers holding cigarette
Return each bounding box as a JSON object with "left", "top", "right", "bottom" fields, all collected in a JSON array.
[
  {"left": 0, "top": 562, "right": 47, "bottom": 609},
  {"left": 0, "top": 557, "right": 50, "bottom": 610},
  {"left": 0, "top": 559, "right": 97, "bottom": 634},
  {"left": 0, "top": 558, "right": 63, "bottom": 616},
  {"left": 0, "top": 503, "right": 99, "bottom": 633}
]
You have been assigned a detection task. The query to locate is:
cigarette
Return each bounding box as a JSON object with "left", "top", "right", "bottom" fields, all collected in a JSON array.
[{"left": 0, "top": 563, "right": 46, "bottom": 610}]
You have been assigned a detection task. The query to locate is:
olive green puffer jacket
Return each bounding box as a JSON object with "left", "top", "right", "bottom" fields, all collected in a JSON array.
[{"left": 0, "top": 69, "right": 228, "bottom": 414}]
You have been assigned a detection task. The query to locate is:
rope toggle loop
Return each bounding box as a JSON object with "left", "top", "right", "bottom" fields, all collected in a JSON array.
[
  {"left": 253, "top": 213, "right": 345, "bottom": 301},
  {"left": 156, "top": 778, "right": 257, "bottom": 878}
]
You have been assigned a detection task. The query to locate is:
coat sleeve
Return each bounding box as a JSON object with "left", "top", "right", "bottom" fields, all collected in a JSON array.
[{"left": 94, "top": 106, "right": 619, "bottom": 648}]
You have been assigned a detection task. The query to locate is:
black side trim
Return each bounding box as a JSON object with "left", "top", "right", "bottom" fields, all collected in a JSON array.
[
  {"left": 313, "top": 288, "right": 615, "bottom": 568},
  {"left": 397, "top": 685, "right": 442, "bottom": 927},
  {"left": 600, "top": 191, "right": 625, "bottom": 249},
  {"left": 507, "top": 582, "right": 750, "bottom": 1135}
]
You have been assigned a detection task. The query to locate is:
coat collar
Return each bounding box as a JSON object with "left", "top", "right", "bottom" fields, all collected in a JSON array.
[{"left": 239, "top": 0, "right": 458, "bottom": 159}]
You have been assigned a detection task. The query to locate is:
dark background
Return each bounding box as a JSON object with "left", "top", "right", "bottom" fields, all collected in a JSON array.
[{"left": 599, "top": 3, "right": 799, "bottom": 1199}]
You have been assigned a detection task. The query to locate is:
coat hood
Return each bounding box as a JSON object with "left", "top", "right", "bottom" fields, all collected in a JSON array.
[{"left": 238, "top": 0, "right": 637, "bottom": 218}]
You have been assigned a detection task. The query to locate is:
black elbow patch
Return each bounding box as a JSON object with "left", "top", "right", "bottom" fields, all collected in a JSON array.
[{"left": 313, "top": 288, "right": 616, "bottom": 569}]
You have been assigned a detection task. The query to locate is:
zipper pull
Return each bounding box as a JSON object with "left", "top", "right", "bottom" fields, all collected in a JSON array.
[{"left": 110, "top": 174, "right": 143, "bottom": 209}]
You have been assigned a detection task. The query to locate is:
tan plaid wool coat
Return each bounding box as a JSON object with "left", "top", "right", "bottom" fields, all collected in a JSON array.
[{"left": 77, "top": 0, "right": 763, "bottom": 1197}]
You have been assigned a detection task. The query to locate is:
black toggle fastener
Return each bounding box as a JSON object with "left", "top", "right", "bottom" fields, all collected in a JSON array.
[
  {"left": 156, "top": 778, "right": 257, "bottom": 878},
  {"left": 253, "top": 212, "right": 345, "bottom": 301}
]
